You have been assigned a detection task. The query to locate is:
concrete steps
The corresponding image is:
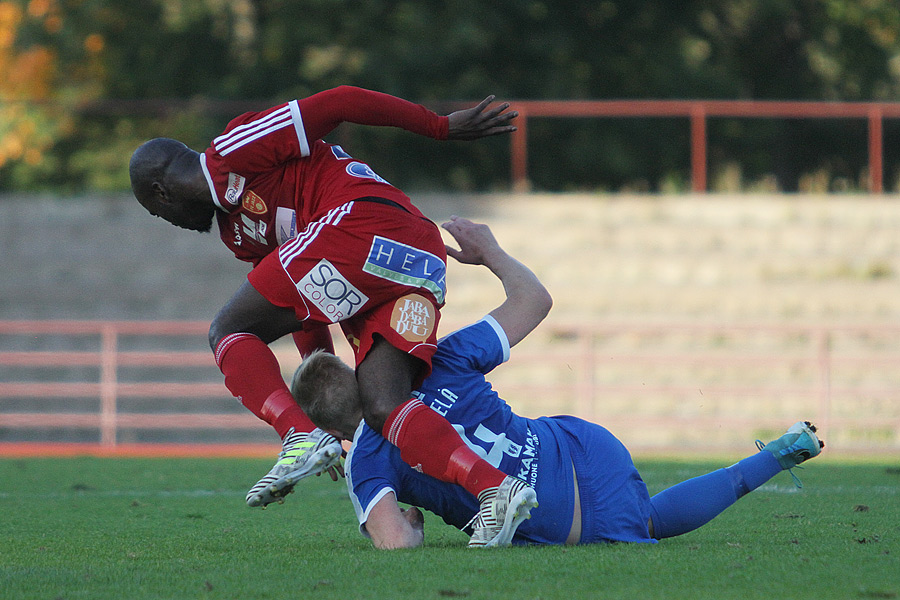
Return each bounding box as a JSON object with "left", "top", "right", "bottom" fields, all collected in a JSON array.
[{"left": 431, "top": 194, "right": 900, "bottom": 323}]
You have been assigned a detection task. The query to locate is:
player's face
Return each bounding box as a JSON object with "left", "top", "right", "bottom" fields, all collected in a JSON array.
[
  {"left": 333, "top": 410, "right": 364, "bottom": 441},
  {"left": 140, "top": 186, "right": 215, "bottom": 233}
]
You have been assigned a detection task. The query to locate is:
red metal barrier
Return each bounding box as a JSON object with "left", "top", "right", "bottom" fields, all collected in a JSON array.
[
  {"left": 0, "top": 320, "right": 271, "bottom": 456},
  {"left": 1, "top": 319, "right": 898, "bottom": 457},
  {"left": 507, "top": 99, "right": 900, "bottom": 193},
  {"left": 30, "top": 96, "right": 900, "bottom": 194}
]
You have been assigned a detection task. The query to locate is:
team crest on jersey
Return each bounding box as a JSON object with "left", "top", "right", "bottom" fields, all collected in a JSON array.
[
  {"left": 242, "top": 190, "right": 267, "bottom": 214},
  {"left": 224, "top": 173, "right": 246, "bottom": 206},
  {"left": 390, "top": 294, "right": 435, "bottom": 343},
  {"left": 363, "top": 236, "right": 446, "bottom": 304}
]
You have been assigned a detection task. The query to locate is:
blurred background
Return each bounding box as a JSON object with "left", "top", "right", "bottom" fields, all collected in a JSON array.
[{"left": 2, "top": 0, "right": 899, "bottom": 456}]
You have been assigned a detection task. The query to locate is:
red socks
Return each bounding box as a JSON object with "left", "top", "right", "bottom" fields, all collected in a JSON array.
[
  {"left": 383, "top": 398, "right": 507, "bottom": 497},
  {"left": 217, "top": 329, "right": 509, "bottom": 500},
  {"left": 215, "top": 333, "right": 315, "bottom": 438}
]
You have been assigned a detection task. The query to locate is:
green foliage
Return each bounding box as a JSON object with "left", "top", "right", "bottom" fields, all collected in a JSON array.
[
  {"left": 3, "top": 0, "right": 900, "bottom": 192},
  {"left": 1, "top": 457, "right": 899, "bottom": 599}
]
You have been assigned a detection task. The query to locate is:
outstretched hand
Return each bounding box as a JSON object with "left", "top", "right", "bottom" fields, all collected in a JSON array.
[
  {"left": 318, "top": 461, "right": 345, "bottom": 482},
  {"left": 446, "top": 96, "right": 518, "bottom": 140},
  {"left": 441, "top": 215, "right": 506, "bottom": 267},
  {"left": 316, "top": 449, "right": 347, "bottom": 482}
]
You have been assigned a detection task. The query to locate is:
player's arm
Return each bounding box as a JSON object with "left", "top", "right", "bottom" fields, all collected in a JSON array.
[
  {"left": 442, "top": 216, "right": 552, "bottom": 347},
  {"left": 296, "top": 86, "right": 517, "bottom": 144},
  {"left": 363, "top": 492, "right": 425, "bottom": 549}
]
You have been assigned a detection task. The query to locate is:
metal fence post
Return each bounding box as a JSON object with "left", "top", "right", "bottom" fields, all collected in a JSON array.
[
  {"left": 691, "top": 104, "right": 707, "bottom": 193},
  {"left": 100, "top": 324, "right": 118, "bottom": 447},
  {"left": 815, "top": 327, "right": 832, "bottom": 439}
]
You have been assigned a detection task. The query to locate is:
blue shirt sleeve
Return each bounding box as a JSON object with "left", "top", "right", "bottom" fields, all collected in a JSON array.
[
  {"left": 434, "top": 316, "right": 510, "bottom": 376},
  {"left": 346, "top": 423, "right": 480, "bottom": 536},
  {"left": 345, "top": 422, "right": 401, "bottom": 537}
]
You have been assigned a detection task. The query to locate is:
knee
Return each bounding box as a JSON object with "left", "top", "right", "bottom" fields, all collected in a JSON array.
[
  {"left": 361, "top": 403, "right": 391, "bottom": 436},
  {"left": 356, "top": 336, "right": 424, "bottom": 434},
  {"left": 356, "top": 365, "right": 418, "bottom": 436},
  {"left": 207, "top": 313, "right": 229, "bottom": 352},
  {"left": 208, "top": 294, "right": 250, "bottom": 352}
]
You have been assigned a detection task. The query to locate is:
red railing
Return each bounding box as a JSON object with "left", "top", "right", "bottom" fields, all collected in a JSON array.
[
  {"left": 64, "top": 96, "right": 900, "bottom": 193},
  {"left": 2, "top": 319, "right": 898, "bottom": 457},
  {"left": 507, "top": 99, "right": 900, "bottom": 193},
  {"left": 0, "top": 320, "right": 275, "bottom": 457}
]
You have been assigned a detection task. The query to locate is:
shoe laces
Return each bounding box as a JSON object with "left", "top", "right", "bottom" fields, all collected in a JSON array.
[
  {"left": 464, "top": 485, "right": 501, "bottom": 534},
  {"left": 755, "top": 439, "right": 804, "bottom": 488}
]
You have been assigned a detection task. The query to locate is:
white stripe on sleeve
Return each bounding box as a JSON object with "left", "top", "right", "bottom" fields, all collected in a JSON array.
[
  {"left": 288, "top": 99, "right": 310, "bottom": 157},
  {"left": 213, "top": 105, "right": 291, "bottom": 149}
]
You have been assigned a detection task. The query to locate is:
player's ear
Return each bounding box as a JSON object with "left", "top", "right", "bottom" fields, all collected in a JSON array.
[
  {"left": 150, "top": 181, "right": 170, "bottom": 203},
  {"left": 323, "top": 427, "right": 345, "bottom": 441}
]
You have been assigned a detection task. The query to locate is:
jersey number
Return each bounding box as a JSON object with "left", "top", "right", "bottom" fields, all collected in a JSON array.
[{"left": 452, "top": 424, "right": 522, "bottom": 468}]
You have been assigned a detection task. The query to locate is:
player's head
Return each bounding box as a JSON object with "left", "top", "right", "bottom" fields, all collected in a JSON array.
[
  {"left": 129, "top": 138, "right": 215, "bottom": 232},
  {"left": 291, "top": 349, "right": 363, "bottom": 440}
]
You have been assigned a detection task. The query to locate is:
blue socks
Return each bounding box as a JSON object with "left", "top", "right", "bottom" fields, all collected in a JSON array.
[{"left": 648, "top": 451, "right": 782, "bottom": 539}]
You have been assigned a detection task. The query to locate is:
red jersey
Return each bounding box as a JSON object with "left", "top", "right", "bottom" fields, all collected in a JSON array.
[{"left": 199, "top": 86, "right": 449, "bottom": 266}]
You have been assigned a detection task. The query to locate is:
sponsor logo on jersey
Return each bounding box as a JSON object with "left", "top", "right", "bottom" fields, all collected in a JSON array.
[
  {"left": 242, "top": 189, "right": 267, "bottom": 214},
  {"left": 515, "top": 425, "right": 540, "bottom": 488},
  {"left": 233, "top": 222, "right": 242, "bottom": 246},
  {"left": 346, "top": 161, "right": 390, "bottom": 185},
  {"left": 363, "top": 236, "right": 446, "bottom": 304},
  {"left": 390, "top": 294, "right": 435, "bottom": 342},
  {"left": 240, "top": 213, "right": 268, "bottom": 244},
  {"left": 275, "top": 207, "right": 297, "bottom": 245},
  {"left": 425, "top": 388, "right": 457, "bottom": 417},
  {"left": 224, "top": 173, "right": 246, "bottom": 206},
  {"left": 297, "top": 259, "right": 369, "bottom": 323}
]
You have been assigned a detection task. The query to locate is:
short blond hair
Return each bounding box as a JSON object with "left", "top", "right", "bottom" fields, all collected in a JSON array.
[{"left": 290, "top": 349, "right": 360, "bottom": 432}]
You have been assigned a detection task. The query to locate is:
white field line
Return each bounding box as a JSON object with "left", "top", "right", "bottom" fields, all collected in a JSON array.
[
  {"left": 0, "top": 487, "right": 345, "bottom": 499},
  {"left": 0, "top": 483, "right": 896, "bottom": 500}
]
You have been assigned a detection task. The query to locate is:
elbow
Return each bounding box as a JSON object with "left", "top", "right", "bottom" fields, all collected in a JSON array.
[
  {"left": 374, "top": 539, "right": 420, "bottom": 550},
  {"left": 372, "top": 532, "right": 423, "bottom": 550},
  {"left": 368, "top": 517, "right": 425, "bottom": 550},
  {"left": 333, "top": 84, "right": 365, "bottom": 97},
  {"left": 537, "top": 287, "right": 553, "bottom": 321}
]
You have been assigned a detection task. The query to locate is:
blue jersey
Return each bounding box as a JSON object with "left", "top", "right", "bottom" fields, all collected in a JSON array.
[{"left": 345, "top": 316, "right": 655, "bottom": 545}]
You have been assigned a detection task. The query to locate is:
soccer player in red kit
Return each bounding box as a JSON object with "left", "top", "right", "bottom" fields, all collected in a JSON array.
[{"left": 129, "top": 86, "right": 530, "bottom": 545}]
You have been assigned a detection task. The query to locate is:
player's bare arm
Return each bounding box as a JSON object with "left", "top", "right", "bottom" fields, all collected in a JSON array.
[
  {"left": 441, "top": 216, "right": 551, "bottom": 347},
  {"left": 364, "top": 492, "right": 425, "bottom": 549},
  {"left": 446, "top": 96, "right": 519, "bottom": 140}
]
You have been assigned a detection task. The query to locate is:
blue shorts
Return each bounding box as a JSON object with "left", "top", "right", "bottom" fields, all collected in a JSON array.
[{"left": 552, "top": 416, "right": 656, "bottom": 544}]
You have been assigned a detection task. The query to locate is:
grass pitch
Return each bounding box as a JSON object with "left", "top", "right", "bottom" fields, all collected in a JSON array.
[{"left": 1, "top": 456, "right": 898, "bottom": 600}]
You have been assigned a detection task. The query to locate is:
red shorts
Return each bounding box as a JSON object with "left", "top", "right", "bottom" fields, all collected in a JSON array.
[{"left": 247, "top": 200, "right": 446, "bottom": 378}]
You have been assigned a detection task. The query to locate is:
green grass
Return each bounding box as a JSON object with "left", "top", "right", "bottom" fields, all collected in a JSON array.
[{"left": 1, "top": 457, "right": 898, "bottom": 600}]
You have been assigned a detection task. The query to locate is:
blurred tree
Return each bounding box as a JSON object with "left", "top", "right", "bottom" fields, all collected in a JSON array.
[
  {"left": 2, "top": 0, "right": 900, "bottom": 192},
  {"left": 0, "top": 1, "right": 63, "bottom": 187}
]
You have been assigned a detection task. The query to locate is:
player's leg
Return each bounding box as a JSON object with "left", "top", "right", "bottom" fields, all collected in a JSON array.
[
  {"left": 210, "top": 280, "right": 342, "bottom": 507},
  {"left": 358, "top": 336, "right": 534, "bottom": 547},
  {"left": 358, "top": 336, "right": 508, "bottom": 495},
  {"left": 649, "top": 421, "right": 824, "bottom": 539},
  {"left": 210, "top": 279, "right": 318, "bottom": 437},
  {"left": 292, "top": 325, "right": 335, "bottom": 356},
  {"left": 227, "top": 201, "right": 411, "bottom": 506},
  {"left": 357, "top": 337, "right": 537, "bottom": 547}
]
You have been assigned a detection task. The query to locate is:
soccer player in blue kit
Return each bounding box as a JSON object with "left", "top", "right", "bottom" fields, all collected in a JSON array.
[{"left": 290, "top": 216, "right": 825, "bottom": 549}]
